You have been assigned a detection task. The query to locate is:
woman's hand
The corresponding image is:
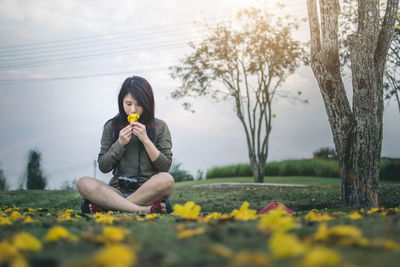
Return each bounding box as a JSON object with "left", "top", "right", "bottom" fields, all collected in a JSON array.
[
  {"left": 131, "top": 122, "right": 149, "bottom": 143},
  {"left": 118, "top": 124, "right": 133, "bottom": 147}
]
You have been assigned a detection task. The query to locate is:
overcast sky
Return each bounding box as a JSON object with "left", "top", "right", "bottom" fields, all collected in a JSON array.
[{"left": 0, "top": 0, "right": 399, "bottom": 189}]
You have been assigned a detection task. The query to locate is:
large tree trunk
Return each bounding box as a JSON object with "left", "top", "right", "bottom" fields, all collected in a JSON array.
[
  {"left": 307, "top": 0, "right": 399, "bottom": 208},
  {"left": 249, "top": 155, "right": 266, "bottom": 183}
]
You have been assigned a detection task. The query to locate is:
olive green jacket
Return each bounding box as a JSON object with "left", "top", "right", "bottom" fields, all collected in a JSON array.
[{"left": 98, "top": 118, "right": 173, "bottom": 186}]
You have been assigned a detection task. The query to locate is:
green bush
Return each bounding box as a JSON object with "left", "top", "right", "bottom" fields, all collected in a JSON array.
[
  {"left": 206, "top": 159, "right": 340, "bottom": 179},
  {"left": 206, "top": 158, "right": 400, "bottom": 181},
  {"left": 380, "top": 157, "right": 400, "bottom": 181}
]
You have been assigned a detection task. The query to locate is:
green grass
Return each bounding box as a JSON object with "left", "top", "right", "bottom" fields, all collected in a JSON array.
[
  {"left": 175, "top": 176, "right": 400, "bottom": 188},
  {"left": 1, "top": 186, "right": 400, "bottom": 266}
]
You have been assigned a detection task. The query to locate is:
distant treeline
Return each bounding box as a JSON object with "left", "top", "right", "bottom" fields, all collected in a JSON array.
[{"left": 206, "top": 157, "right": 400, "bottom": 181}]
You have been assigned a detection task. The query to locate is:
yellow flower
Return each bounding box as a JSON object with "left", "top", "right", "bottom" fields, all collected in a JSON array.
[
  {"left": 367, "top": 208, "right": 380, "bottom": 214},
  {"left": 231, "top": 250, "right": 270, "bottom": 266},
  {"left": 101, "top": 226, "right": 130, "bottom": 243},
  {"left": 172, "top": 201, "right": 201, "bottom": 220},
  {"left": 272, "top": 114, "right": 277, "bottom": 118},
  {"left": 346, "top": 211, "right": 363, "bottom": 220},
  {"left": 0, "top": 217, "right": 12, "bottom": 225},
  {"left": 82, "top": 244, "right": 136, "bottom": 267},
  {"left": 258, "top": 206, "right": 298, "bottom": 233},
  {"left": 177, "top": 227, "right": 206, "bottom": 239},
  {"left": 230, "top": 202, "right": 258, "bottom": 221},
  {"left": 0, "top": 241, "right": 21, "bottom": 262},
  {"left": 94, "top": 213, "right": 117, "bottom": 224},
  {"left": 305, "top": 211, "right": 334, "bottom": 222},
  {"left": 269, "top": 232, "right": 306, "bottom": 258},
  {"left": 57, "top": 209, "right": 77, "bottom": 222},
  {"left": 206, "top": 244, "right": 233, "bottom": 258},
  {"left": 301, "top": 246, "right": 341, "bottom": 266},
  {"left": 145, "top": 214, "right": 158, "bottom": 220},
  {"left": 11, "top": 232, "right": 42, "bottom": 251},
  {"left": 0, "top": 241, "right": 29, "bottom": 267},
  {"left": 44, "top": 226, "right": 79, "bottom": 242},
  {"left": 369, "top": 239, "right": 400, "bottom": 250},
  {"left": 202, "top": 212, "right": 231, "bottom": 223},
  {"left": 314, "top": 223, "right": 362, "bottom": 246},
  {"left": 9, "top": 211, "right": 25, "bottom": 221},
  {"left": 127, "top": 113, "right": 140, "bottom": 123},
  {"left": 23, "top": 216, "right": 39, "bottom": 223}
]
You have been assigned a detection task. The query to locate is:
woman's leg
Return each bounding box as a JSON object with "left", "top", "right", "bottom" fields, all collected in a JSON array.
[
  {"left": 126, "top": 172, "right": 174, "bottom": 206},
  {"left": 76, "top": 176, "right": 151, "bottom": 213}
]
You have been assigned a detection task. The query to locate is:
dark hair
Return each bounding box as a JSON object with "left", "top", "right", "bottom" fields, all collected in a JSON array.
[{"left": 105, "top": 76, "right": 156, "bottom": 142}]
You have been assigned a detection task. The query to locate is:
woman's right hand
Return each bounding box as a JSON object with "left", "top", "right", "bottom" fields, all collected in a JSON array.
[{"left": 118, "top": 125, "right": 133, "bottom": 147}]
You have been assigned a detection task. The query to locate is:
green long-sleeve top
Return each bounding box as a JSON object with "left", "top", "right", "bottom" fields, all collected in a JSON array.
[{"left": 98, "top": 118, "right": 173, "bottom": 186}]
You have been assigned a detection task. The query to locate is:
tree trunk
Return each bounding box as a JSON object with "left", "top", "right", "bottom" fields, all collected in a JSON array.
[
  {"left": 249, "top": 152, "right": 265, "bottom": 183},
  {"left": 307, "top": 0, "right": 399, "bottom": 208}
]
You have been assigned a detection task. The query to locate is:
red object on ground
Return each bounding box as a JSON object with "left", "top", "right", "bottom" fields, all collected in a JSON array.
[
  {"left": 150, "top": 198, "right": 163, "bottom": 213},
  {"left": 257, "top": 201, "right": 294, "bottom": 215},
  {"left": 89, "top": 203, "right": 106, "bottom": 213}
]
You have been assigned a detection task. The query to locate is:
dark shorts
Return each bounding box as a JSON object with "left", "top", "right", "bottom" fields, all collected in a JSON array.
[{"left": 109, "top": 176, "right": 148, "bottom": 197}]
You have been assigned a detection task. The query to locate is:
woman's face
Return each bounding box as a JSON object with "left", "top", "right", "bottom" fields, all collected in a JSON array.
[{"left": 123, "top": 93, "right": 144, "bottom": 117}]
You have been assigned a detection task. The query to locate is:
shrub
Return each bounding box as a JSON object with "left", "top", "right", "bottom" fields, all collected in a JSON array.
[
  {"left": 169, "top": 161, "right": 194, "bottom": 182},
  {"left": 380, "top": 157, "right": 400, "bottom": 182},
  {"left": 313, "top": 147, "right": 338, "bottom": 160},
  {"left": 206, "top": 158, "right": 400, "bottom": 181}
]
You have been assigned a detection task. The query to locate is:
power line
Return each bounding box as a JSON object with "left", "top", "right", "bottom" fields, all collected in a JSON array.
[
  {"left": 0, "top": 4, "right": 308, "bottom": 72},
  {"left": 0, "top": 4, "right": 307, "bottom": 53},
  {"left": 0, "top": 40, "right": 199, "bottom": 70},
  {"left": 0, "top": 66, "right": 170, "bottom": 85}
]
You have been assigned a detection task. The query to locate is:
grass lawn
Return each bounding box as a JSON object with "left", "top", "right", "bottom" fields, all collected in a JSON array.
[
  {"left": 0, "top": 183, "right": 400, "bottom": 266},
  {"left": 175, "top": 176, "right": 400, "bottom": 187}
]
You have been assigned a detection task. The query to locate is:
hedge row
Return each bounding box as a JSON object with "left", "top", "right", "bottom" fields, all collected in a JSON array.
[{"left": 206, "top": 157, "right": 400, "bottom": 181}]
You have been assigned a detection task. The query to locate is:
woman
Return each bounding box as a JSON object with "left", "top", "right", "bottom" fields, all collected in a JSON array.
[{"left": 77, "top": 76, "right": 174, "bottom": 214}]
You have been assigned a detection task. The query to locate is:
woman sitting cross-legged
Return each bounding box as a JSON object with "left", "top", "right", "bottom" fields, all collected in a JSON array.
[{"left": 77, "top": 76, "right": 174, "bottom": 214}]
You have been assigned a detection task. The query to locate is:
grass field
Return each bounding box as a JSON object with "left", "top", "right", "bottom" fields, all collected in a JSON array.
[
  {"left": 1, "top": 182, "right": 400, "bottom": 266},
  {"left": 174, "top": 176, "right": 400, "bottom": 188}
]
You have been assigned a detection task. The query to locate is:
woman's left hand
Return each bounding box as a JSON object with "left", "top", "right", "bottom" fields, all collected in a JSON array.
[{"left": 131, "top": 122, "right": 149, "bottom": 142}]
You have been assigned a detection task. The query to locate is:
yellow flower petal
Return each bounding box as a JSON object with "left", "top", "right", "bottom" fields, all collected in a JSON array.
[
  {"left": 346, "top": 211, "right": 363, "bottom": 220},
  {"left": 127, "top": 113, "right": 140, "bottom": 123},
  {"left": 11, "top": 232, "right": 42, "bottom": 251},
  {"left": 23, "top": 216, "right": 39, "bottom": 223},
  {"left": 177, "top": 227, "right": 206, "bottom": 239},
  {"left": 172, "top": 201, "right": 201, "bottom": 220},
  {"left": 206, "top": 244, "right": 233, "bottom": 258},
  {"left": 0, "top": 217, "right": 12, "bottom": 225},
  {"left": 302, "top": 246, "right": 341, "bottom": 266},
  {"left": 258, "top": 206, "right": 298, "bottom": 233},
  {"left": 231, "top": 250, "right": 270, "bottom": 266},
  {"left": 269, "top": 232, "right": 306, "bottom": 258},
  {"left": 44, "top": 226, "right": 79, "bottom": 242},
  {"left": 89, "top": 244, "right": 136, "bottom": 267},
  {"left": 230, "top": 201, "right": 258, "bottom": 221}
]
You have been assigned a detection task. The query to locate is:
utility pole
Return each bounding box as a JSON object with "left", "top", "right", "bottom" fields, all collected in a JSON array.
[{"left": 93, "top": 159, "right": 97, "bottom": 178}]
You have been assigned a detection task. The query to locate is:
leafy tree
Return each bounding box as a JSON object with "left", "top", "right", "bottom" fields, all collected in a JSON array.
[
  {"left": 313, "top": 147, "right": 338, "bottom": 160},
  {"left": 60, "top": 179, "right": 77, "bottom": 190},
  {"left": 339, "top": 0, "right": 400, "bottom": 113},
  {"left": 169, "top": 161, "right": 194, "bottom": 182},
  {"left": 306, "top": 0, "right": 399, "bottom": 208},
  {"left": 0, "top": 165, "right": 7, "bottom": 190},
  {"left": 170, "top": 6, "right": 308, "bottom": 183},
  {"left": 26, "top": 149, "right": 47, "bottom": 189}
]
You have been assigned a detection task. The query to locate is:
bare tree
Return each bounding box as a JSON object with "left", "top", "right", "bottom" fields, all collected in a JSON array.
[
  {"left": 307, "top": 0, "right": 399, "bottom": 208},
  {"left": 170, "top": 7, "right": 308, "bottom": 183}
]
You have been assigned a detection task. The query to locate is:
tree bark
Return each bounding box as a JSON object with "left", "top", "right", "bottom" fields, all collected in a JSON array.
[{"left": 307, "top": 0, "right": 399, "bottom": 208}]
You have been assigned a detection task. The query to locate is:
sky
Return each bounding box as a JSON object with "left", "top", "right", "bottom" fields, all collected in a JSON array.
[{"left": 0, "top": 0, "right": 399, "bottom": 189}]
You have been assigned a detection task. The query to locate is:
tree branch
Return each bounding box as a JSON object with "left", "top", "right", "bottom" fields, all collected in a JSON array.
[
  {"left": 307, "top": 0, "right": 322, "bottom": 56},
  {"left": 375, "top": 0, "right": 400, "bottom": 76}
]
